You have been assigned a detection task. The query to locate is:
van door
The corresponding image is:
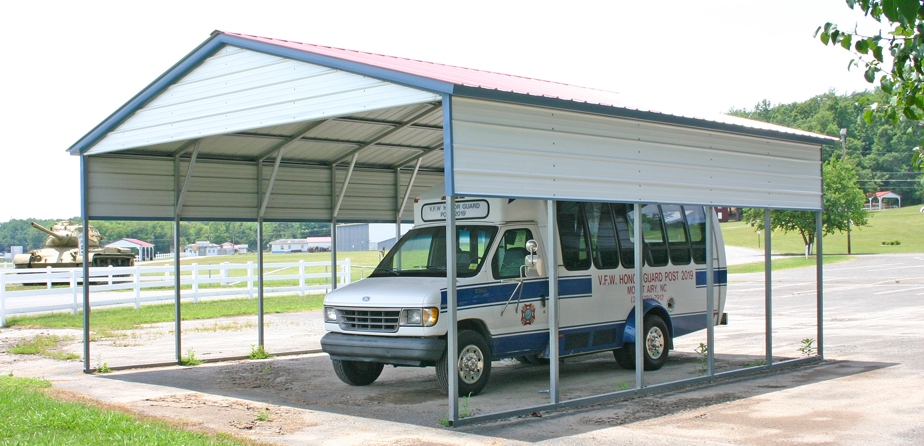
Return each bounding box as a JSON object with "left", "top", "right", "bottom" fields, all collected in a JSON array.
[{"left": 489, "top": 227, "right": 549, "bottom": 357}]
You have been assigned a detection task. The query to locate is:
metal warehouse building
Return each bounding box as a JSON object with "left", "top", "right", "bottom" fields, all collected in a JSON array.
[{"left": 67, "top": 30, "right": 836, "bottom": 425}]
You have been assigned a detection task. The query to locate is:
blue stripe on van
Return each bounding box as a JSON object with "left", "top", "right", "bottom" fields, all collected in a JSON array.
[
  {"left": 439, "top": 276, "right": 593, "bottom": 310},
  {"left": 695, "top": 268, "right": 727, "bottom": 288}
]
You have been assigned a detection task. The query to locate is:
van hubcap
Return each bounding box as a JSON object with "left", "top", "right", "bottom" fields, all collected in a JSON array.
[
  {"left": 646, "top": 327, "right": 664, "bottom": 359},
  {"left": 458, "top": 345, "right": 484, "bottom": 384}
]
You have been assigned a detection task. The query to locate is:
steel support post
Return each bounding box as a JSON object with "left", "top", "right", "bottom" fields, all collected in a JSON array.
[
  {"left": 256, "top": 161, "right": 265, "bottom": 347},
  {"left": 445, "top": 196, "right": 459, "bottom": 422},
  {"left": 705, "top": 206, "right": 715, "bottom": 376},
  {"left": 330, "top": 166, "right": 338, "bottom": 290},
  {"left": 816, "top": 210, "right": 824, "bottom": 359},
  {"left": 764, "top": 209, "right": 773, "bottom": 365},
  {"left": 547, "top": 200, "right": 560, "bottom": 403},
  {"left": 634, "top": 204, "right": 644, "bottom": 389},
  {"left": 80, "top": 155, "right": 91, "bottom": 373}
]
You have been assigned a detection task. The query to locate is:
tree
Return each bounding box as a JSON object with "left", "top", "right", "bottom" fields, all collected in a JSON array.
[
  {"left": 744, "top": 158, "right": 869, "bottom": 256},
  {"left": 816, "top": 0, "right": 924, "bottom": 177}
]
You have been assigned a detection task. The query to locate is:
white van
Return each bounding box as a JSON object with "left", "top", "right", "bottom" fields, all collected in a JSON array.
[{"left": 321, "top": 185, "right": 727, "bottom": 396}]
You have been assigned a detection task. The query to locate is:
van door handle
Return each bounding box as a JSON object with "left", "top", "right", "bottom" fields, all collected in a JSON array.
[{"left": 539, "top": 294, "right": 546, "bottom": 308}]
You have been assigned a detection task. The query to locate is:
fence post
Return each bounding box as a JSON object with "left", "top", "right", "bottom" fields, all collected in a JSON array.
[
  {"left": 247, "top": 261, "right": 254, "bottom": 299},
  {"left": 191, "top": 263, "right": 199, "bottom": 304},
  {"left": 220, "top": 262, "right": 230, "bottom": 286},
  {"left": 1, "top": 272, "right": 6, "bottom": 327},
  {"left": 108, "top": 264, "right": 114, "bottom": 285},
  {"left": 343, "top": 258, "right": 352, "bottom": 285},
  {"left": 299, "top": 260, "right": 306, "bottom": 296},
  {"left": 71, "top": 269, "right": 79, "bottom": 315},
  {"left": 133, "top": 265, "right": 141, "bottom": 309},
  {"left": 46, "top": 266, "right": 53, "bottom": 289}
]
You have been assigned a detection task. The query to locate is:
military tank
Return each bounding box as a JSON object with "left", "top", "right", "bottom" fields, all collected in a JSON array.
[{"left": 12, "top": 220, "right": 136, "bottom": 269}]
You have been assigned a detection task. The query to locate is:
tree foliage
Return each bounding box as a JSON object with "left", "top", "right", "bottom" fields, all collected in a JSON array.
[
  {"left": 816, "top": 0, "right": 924, "bottom": 175},
  {"left": 743, "top": 158, "right": 869, "bottom": 254}
]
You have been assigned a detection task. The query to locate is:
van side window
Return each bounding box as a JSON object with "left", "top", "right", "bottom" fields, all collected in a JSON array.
[
  {"left": 556, "top": 201, "right": 591, "bottom": 271},
  {"left": 662, "top": 204, "right": 692, "bottom": 265},
  {"left": 583, "top": 203, "right": 619, "bottom": 269},
  {"left": 611, "top": 204, "right": 635, "bottom": 269},
  {"left": 492, "top": 228, "right": 534, "bottom": 279},
  {"left": 684, "top": 206, "right": 707, "bottom": 264},
  {"left": 642, "top": 204, "right": 669, "bottom": 267},
  {"left": 624, "top": 204, "right": 669, "bottom": 267}
]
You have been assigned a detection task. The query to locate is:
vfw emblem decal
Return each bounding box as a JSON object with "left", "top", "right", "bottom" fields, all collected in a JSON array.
[{"left": 521, "top": 303, "right": 536, "bottom": 325}]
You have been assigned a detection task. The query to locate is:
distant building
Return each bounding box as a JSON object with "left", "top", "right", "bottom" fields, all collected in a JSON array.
[
  {"left": 867, "top": 191, "right": 901, "bottom": 210},
  {"left": 337, "top": 223, "right": 412, "bottom": 252},
  {"left": 108, "top": 238, "right": 156, "bottom": 261},
  {"left": 270, "top": 237, "right": 331, "bottom": 253}
]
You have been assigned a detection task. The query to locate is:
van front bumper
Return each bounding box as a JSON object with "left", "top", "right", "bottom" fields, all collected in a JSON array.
[{"left": 320, "top": 332, "right": 445, "bottom": 367}]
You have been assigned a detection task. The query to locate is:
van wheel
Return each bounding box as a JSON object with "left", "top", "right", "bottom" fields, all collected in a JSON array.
[
  {"left": 332, "top": 360, "right": 384, "bottom": 386},
  {"left": 613, "top": 314, "right": 670, "bottom": 371},
  {"left": 436, "top": 330, "right": 491, "bottom": 396}
]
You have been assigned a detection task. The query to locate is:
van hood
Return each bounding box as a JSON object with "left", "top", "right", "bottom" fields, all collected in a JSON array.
[{"left": 324, "top": 277, "right": 446, "bottom": 308}]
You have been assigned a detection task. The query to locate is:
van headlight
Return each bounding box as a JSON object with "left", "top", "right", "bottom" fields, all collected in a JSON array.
[
  {"left": 402, "top": 308, "right": 439, "bottom": 327},
  {"left": 324, "top": 307, "right": 338, "bottom": 322}
]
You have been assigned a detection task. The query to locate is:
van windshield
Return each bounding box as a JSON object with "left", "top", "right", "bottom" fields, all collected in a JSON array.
[{"left": 370, "top": 225, "right": 498, "bottom": 278}]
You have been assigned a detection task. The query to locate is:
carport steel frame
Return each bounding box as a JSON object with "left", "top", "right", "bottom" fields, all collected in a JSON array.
[
  {"left": 77, "top": 142, "right": 826, "bottom": 428},
  {"left": 70, "top": 32, "right": 829, "bottom": 427}
]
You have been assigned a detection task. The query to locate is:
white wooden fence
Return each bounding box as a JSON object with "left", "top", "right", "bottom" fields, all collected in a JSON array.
[{"left": 0, "top": 260, "right": 351, "bottom": 326}]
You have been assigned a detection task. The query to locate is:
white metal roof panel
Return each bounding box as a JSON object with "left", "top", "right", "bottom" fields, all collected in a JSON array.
[{"left": 449, "top": 97, "right": 822, "bottom": 210}]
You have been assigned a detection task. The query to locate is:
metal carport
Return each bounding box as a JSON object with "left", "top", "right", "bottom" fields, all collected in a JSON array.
[{"left": 68, "top": 30, "right": 837, "bottom": 425}]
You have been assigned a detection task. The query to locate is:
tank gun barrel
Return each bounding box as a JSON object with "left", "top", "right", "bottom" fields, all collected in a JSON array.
[{"left": 30, "top": 222, "right": 63, "bottom": 240}]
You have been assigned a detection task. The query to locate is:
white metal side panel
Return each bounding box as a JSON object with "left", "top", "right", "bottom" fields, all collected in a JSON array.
[
  {"left": 86, "top": 156, "right": 175, "bottom": 219},
  {"left": 261, "top": 165, "right": 333, "bottom": 221},
  {"left": 180, "top": 161, "right": 258, "bottom": 220},
  {"left": 88, "top": 46, "right": 440, "bottom": 155},
  {"left": 450, "top": 98, "right": 823, "bottom": 210}
]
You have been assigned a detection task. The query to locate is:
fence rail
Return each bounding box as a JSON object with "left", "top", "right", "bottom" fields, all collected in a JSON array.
[{"left": 0, "top": 260, "right": 351, "bottom": 326}]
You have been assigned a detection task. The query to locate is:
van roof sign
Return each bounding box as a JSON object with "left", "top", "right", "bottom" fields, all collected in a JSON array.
[{"left": 419, "top": 199, "right": 491, "bottom": 222}]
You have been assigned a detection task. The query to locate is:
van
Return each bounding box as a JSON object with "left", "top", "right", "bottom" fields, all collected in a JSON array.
[{"left": 321, "top": 185, "right": 727, "bottom": 395}]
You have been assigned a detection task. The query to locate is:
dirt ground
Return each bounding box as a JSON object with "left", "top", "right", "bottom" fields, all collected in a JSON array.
[{"left": 2, "top": 253, "right": 923, "bottom": 445}]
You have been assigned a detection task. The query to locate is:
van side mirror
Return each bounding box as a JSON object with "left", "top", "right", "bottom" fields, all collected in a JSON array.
[{"left": 525, "top": 239, "right": 539, "bottom": 266}]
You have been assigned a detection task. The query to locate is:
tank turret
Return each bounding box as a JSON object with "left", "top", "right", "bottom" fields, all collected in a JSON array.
[
  {"left": 13, "top": 220, "right": 134, "bottom": 269},
  {"left": 30, "top": 220, "right": 101, "bottom": 248}
]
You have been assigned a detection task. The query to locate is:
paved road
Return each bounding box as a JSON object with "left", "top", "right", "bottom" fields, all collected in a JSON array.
[{"left": 2, "top": 253, "right": 922, "bottom": 445}]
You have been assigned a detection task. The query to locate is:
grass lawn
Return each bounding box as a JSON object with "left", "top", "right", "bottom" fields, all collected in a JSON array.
[
  {"left": 721, "top": 206, "right": 924, "bottom": 255},
  {"left": 0, "top": 375, "right": 256, "bottom": 445},
  {"left": 5, "top": 293, "right": 324, "bottom": 332},
  {"left": 727, "top": 255, "right": 855, "bottom": 274}
]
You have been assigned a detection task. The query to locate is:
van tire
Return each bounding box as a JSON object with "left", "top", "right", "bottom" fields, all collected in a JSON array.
[
  {"left": 332, "top": 360, "right": 384, "bottom": 386},
  {"left": 436, "top": 330, "right": 491, "bottom": 396},
  {"left": 613, "top": 314, "right": 670, "bottom": 371}
]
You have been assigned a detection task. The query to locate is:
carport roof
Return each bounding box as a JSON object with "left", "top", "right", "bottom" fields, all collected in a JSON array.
[{"left": 68, "top": 30, "right": 836, "bottom": 164}]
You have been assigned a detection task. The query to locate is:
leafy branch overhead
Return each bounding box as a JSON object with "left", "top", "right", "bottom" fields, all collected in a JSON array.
[{"left": 817, "top": 0, "right": 924, "bottom": 173}]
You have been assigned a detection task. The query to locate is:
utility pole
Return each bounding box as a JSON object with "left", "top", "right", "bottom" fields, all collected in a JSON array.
[{"left": 840, "top": 128, "right": 851, "bottom": 254}]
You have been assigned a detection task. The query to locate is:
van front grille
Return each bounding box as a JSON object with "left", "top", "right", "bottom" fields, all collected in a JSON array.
[{"left": 338, "top": 308, "right": 400, "bottom": 333}]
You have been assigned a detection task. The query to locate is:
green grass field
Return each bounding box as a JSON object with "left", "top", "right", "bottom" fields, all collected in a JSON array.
[
  {"left": 0, "top": 375, "right": 254, "bottom": 445},
  {"left": 721, "top": 206, "right": 924, "bottom": 255}
]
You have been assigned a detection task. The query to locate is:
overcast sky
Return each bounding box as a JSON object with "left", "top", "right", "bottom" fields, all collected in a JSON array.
[{"left": 0, "top": 0, "right": 880, "bottom": 221}]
